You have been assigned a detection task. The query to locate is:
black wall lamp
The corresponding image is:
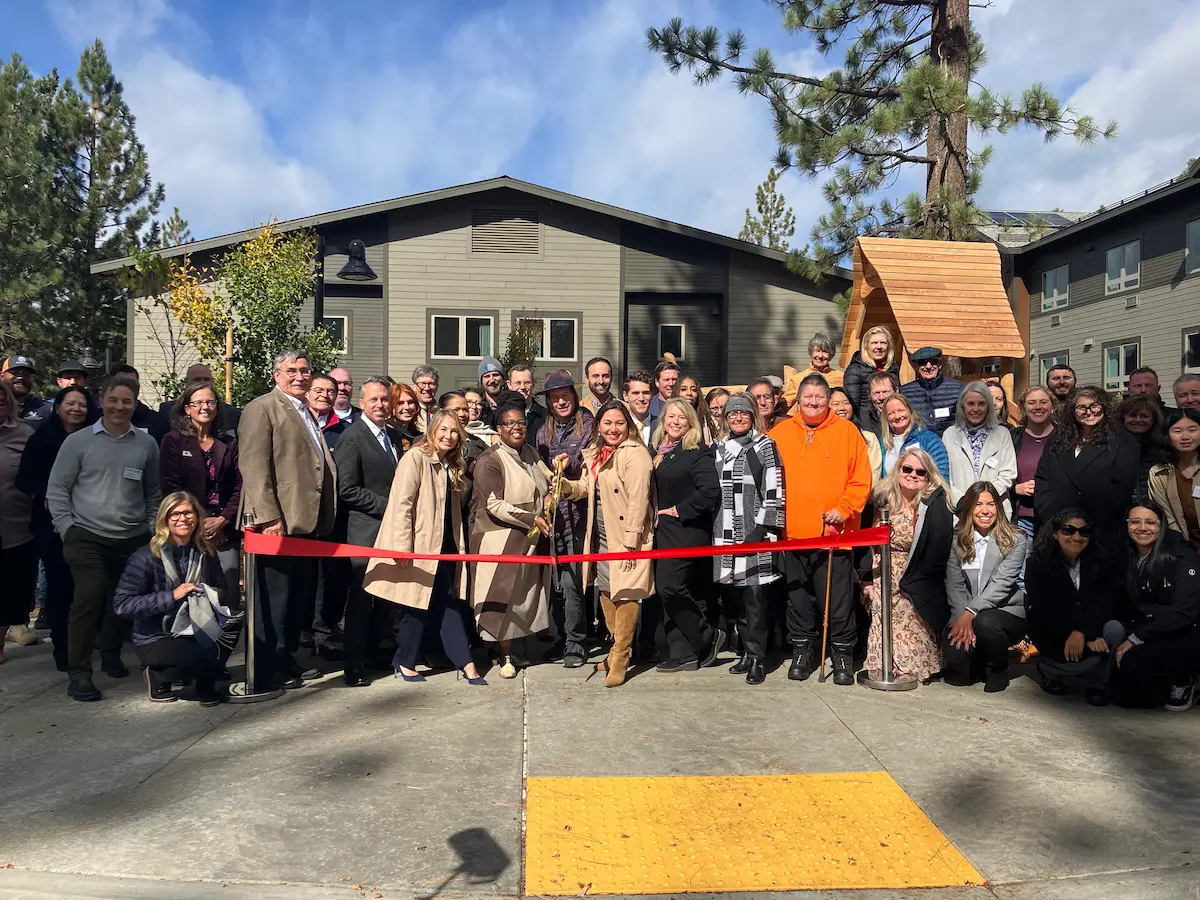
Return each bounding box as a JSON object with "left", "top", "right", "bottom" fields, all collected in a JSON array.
[{"left": 314, "top": 236, "right": 378, "bottom": 328}]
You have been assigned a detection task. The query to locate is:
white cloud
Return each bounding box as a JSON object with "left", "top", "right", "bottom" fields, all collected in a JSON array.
[{"left": 974, "top": 0, "right": 1200, "bottom": 212}]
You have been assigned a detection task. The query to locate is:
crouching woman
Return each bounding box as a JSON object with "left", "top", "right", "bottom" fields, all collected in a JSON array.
[
  {"left": 113, "top": 492, "right": 232, "bottom": 706},
  {"left": 558, "top": 400, "right": 655, "bottom": 687}
]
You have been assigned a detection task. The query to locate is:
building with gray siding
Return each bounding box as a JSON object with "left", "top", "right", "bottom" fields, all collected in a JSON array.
[
  {"left": 100, "top": 177, "right": 848, "bottom": 395},
  {"left": 1005, "top": 160, "right": 1200, "bottom": 395}
]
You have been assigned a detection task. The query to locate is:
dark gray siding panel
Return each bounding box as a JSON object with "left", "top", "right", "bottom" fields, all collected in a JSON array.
[
  {"left": 625, "top": 294, "right": 723, "bottom": 386},
  {"left": 621, "top": 225, "right": 727, "bottom": 293}
]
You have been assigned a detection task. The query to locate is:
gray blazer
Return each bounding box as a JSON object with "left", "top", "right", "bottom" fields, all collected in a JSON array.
[{"left": 945, "top": 531, "right": 1026, "bottom": 621}]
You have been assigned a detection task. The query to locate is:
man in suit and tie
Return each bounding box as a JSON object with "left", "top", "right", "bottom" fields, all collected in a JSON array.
[
  {"left": 151, "top": 363, "right": 240, "bottom": 442},
  {"left": 334, "top": 377, "right": 401, "bottom": 686},
  {"left": 238, "top": 350, "right": 337, "bottom": 692}
]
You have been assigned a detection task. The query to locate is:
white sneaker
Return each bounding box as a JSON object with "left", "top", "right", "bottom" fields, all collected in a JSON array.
[{"left": 1165, "top": 681, "right": 1195, "bottom": 712}]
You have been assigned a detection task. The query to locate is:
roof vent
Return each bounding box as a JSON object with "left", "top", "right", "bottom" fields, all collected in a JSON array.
[{"left": 471, "top": 209, "right": 540, "bottom": 254}]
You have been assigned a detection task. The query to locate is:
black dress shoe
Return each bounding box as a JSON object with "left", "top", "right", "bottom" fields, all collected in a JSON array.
[
  {"left": 100, "top": 654, "right": 129, "bottom": 678},
  {"left": 745, "top": 657, "right": 766, "bottom": 685},
  {"left": 984, "top": 671, "right": 1010, "bottom": 693},
  {"left": 787, "top": 641, "right": 816, "bottom": 681},
  {"left": 343, "top": 669, "right": 371, "bottom": 687},
  {"left": 1040, "top": 674, "right": 1065, "bottom": 695},
  {"left": 279, "top": 675, "right": 304, "bottom": 690},
  {"left": 729, "top": 654, "right": 752, "bottom": 675},
  {"left": 656, "top": 657, "right": 700, "bottom": 673},
  {"left": 67, "top": 677, "right": 102, "bottom": 701},
  {"left": 702, "top": 629, "right": 727, "bottom": 667},
  {"left": 1085, "top": 687, "right": 1109, "bottom": 706}
]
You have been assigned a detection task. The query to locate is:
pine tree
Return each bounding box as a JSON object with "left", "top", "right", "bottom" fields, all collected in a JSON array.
[
  {"left": 36, "top": 39, "right": 164, "bottom": 368},
  {"left": 648, "top": 1, "right": 1117, "bottom": 280},
  {"left": 739, "top": 167, "right": 796, "bottom": 250},
  {"left": 0, "top": 55, "right": 65, "bottom": 356}
]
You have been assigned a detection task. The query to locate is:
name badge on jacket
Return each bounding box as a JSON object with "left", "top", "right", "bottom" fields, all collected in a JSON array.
[
  {"left": 1192, "top": 484, "right": 1200, "bottom": 500},
  {"left": 182, "top": 450, "right": 194, "bottom": 458},
  {"left": 123, "top": 467, "right": 143, "bottom": 481},
  {"left": 935, "top": 407, "right": 951, "bottom": 418}
]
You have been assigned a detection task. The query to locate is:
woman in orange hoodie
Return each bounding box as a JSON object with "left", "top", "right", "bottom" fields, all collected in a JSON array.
[{"left": 769, "top": 373, "right": 872, "bottom": 685}]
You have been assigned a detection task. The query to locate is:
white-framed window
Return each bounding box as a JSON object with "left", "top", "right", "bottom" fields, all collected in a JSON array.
[
  {"left": 431, "top": 315, "right": 493, "bottom": 359},
  {"left": 321, "top": 316, "right": 348, "bottom": 354},
  {"left": 518, "top": 316, "right": 578, "bottom": 362},
  {"left": 1186, "top": 220, "right": 1200, "bottom": 276},
  {"left": 1103, "top": 340, "right": 1139, "bottom": 391},
  {"left": 1184, "top": 328, "right": 1200, "bottom": 373},
  {"left": 1041, "top": 264, "right": 1069, "bottom": 311},
  {"left": 1039, "top": 353, "right": 1069, "bottom": 384},
  {"left": 1105, "top": 240, "right": 1140, "bottom": 294},
  {"left": 658, "top": 323, "right": 686, "bottom": 360}
]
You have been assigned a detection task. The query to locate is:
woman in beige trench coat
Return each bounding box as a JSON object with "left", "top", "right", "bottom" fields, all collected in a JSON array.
[
  {"left": 558, "top": 399, "right": 656, "bottom": 687},
  {"left": 363, "top": 410, "right": 486, "bottom": 684}
]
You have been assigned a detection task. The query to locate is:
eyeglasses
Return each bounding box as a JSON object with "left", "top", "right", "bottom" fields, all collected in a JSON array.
[
  {"left": 918, "top": 360, "right": 941, "bottom": 368},
  {"left": 309, "top": 388, "right": 336, "bottom": 398},
  {"left": 899, "top": 464, "right": 928, "bottom": 477},
  {"left": 415, "top": 381, "right": 438, "bottom": 390},
  {"left": 499, "top": 419, "right": 526, "bottom": 428},
  {"left": 281, "top": 367, "right": 310, "bottom": 377},
  {"left": 1058, "top": 524, "right": 1093, "bottom": 537},
  {"left": 1074, "top": 403, "right": 1103, "bottom": 416},
  {"left": 187, "top": 400, "right": 218, "bottom": 409},
  {"left": 168, "top": 510, "right": 197, "bottom": 521}
]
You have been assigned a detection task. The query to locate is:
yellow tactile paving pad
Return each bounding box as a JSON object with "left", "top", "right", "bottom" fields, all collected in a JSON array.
[{"left": 525, "top": 772, "right": 985, "bottom": 895}]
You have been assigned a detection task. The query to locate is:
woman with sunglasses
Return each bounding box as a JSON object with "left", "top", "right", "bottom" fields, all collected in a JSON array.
[
  {"left": 468, "top": 399, "right": 553, "bottom": 679},
  {"left": 1024, "top": 508, "right": 1118, "bottom": 703},
  {"left": 943, "top": 481, "right": 1027, "bottom": 692},
  {"left": 711, "top": 393, "right": 785, "bottom": 685},
  {"left": 862, "top": 448, "right": 953, "bottom": 684},
  {"left": 159, "top": 382, "right": 242, "bottom": 605},
  {"left": 1035, "top": 386, "right": 1138, "bottom": 541},
  {"left": 1109, "top": 500, "right": 1200, "bottom": 711}
]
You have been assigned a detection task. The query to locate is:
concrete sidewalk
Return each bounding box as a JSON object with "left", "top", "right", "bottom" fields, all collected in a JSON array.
[{"left": 1, "top": 638, "right": 1198, "bottom": 899}]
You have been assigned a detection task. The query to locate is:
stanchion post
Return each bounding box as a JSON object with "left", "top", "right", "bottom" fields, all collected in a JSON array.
[
  {"left": 858, "top": 506, "right": 917, "bottom": 691},
  {"left": 227, "top": 535, "right": 283, "bottom": 703}
]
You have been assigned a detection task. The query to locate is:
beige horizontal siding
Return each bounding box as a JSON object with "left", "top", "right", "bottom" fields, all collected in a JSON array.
[{"left": 387, "top": 195, "right": 621, "bottom": 388}]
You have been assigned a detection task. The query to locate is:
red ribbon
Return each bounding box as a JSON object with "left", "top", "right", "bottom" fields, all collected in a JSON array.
[{"left": 243, "top": 526, "right": 889, "bottom": 564}]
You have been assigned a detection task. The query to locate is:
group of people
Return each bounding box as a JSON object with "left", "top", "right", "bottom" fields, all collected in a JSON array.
[{"left": 2, "top": 329, "right": 1198, "bottom": 711}]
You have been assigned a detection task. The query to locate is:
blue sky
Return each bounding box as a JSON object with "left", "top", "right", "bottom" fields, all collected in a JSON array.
[{"left": 7, "top": 0, "right": 1199, "bottom": 244}]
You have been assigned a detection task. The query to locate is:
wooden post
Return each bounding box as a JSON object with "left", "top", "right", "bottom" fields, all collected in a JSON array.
[{"left": 224, "top": 325, "right": 233, "bottom": 405}]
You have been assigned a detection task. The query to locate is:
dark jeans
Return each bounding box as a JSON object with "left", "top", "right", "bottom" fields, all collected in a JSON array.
[
  {"left": 34, "top": 523, "right": 73, "bottom": 666},
  {"left": 546, "top": 559, "right": 588, "bottom": 648},
  {"left": 393, "top": 560, "right": 474, "bottom": 671},
  {"left": 656, "top": 557, "right": 714, "bottom": 662},
  {"left": 344, "top": 561, "right": 389, "bottom": 671},
  {"left": 784, "top": 549, "right": 855, "bottom": 647},
  {"left": 721, "top": 583, "right": 771, "bottom": 659},
  {"left": 255, "top": 548, "right": 318, "bottom": 686},
  {"left": 942, "top": 608, "right": 1028, "bottom": 685},
  {"left": 0, "top": 540, "right": 39, "bottom": 626},
  {"left": 136, "top": 636, "right": 225, "bottom": 689},
  {"left": 62, "top": 527, "right": 145, "bottom": 679}
]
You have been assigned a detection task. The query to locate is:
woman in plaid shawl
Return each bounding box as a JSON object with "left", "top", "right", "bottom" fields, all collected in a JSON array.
[{"left": 713, "top": 393, "right": 785, "bottom": 684}]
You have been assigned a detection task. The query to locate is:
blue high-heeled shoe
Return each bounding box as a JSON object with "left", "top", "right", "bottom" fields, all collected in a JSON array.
[
  {"left": 458, "top": 669, "right": 487, "bottom": 686},
  {"left": 394, "top": 667, "right": 425, "bottom": 682}
]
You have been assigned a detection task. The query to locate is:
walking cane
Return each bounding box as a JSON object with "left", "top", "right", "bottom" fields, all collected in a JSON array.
[{"left": 817, "top": 524, "right": 834, "bottom": 684}]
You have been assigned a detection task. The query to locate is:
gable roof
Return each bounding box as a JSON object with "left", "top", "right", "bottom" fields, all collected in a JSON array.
[
  {"left": 1005, "top": 160, "right": 1200, "bottom": 255},
  {"left": 842, "top": 237, "right": 1025, "bottom": 363},
  {"left": 92, "top": 175, "right": 851, "bottom": 281}
]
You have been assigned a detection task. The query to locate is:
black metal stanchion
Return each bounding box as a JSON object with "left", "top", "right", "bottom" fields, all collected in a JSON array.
[
  {"left": 857, "top": 507, "right": 917, "bottom": 691},
  {"left": 227, "top": 543, "right": 283, "bottom": 703}
]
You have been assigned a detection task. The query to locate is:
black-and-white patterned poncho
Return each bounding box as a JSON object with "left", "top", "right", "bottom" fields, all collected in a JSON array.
[{"left": 712, "top": 431, "right": 785, "bottom": 586}]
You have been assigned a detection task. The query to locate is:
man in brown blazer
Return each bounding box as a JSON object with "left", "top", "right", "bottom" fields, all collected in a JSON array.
[{"left": 238, "top": 350, "right": 337, "bottom": 691}]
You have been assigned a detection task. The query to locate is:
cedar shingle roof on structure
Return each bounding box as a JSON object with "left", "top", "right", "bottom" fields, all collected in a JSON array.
[{"left": 840, "top": 237, "right": 1025, "bottom": 366}]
